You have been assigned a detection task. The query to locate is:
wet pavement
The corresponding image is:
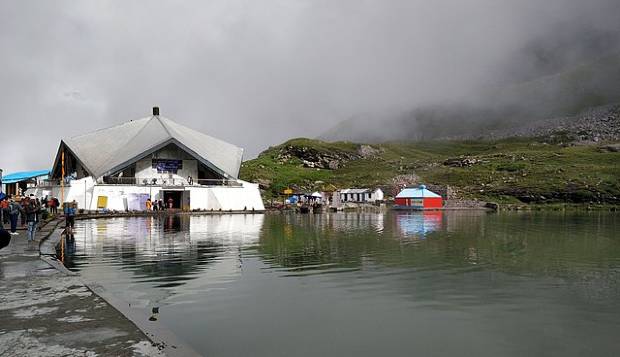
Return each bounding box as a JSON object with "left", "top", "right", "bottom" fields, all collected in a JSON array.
[{"left": 0, "top": 219, "right": 163, "bottom": 356}]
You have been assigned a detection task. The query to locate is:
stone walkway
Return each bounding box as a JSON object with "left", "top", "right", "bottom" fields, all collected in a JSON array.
[{"left": 0, "top": 219, "right": 164, "bottom": 356}]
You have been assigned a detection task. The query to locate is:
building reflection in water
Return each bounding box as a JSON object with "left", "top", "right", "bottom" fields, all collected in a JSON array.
[
  {"left": 395, "top": 211, "right": 443, "bottom": 239},
  {"left": 67, "top": 214, "right": 264, "bottom": 298},
  {"left": 277, "top": 212, "right": 386, "bottom": 235}
]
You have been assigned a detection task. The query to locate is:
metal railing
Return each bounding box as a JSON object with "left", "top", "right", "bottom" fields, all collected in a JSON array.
[
  {"left": 40, "top": 179, "right": 65, "bottom": 187},
  {"left": 38, "top": 177, "right": 243, "bottom": 187},
  {"left": 103, "top": 177, "right": 242, "bottom": 187}
]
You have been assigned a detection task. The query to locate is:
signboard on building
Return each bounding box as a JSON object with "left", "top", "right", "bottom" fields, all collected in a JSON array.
[
  {"left": 97, "top": 196, "right": 108, "bottom": 209},
  {"left": 152, "top": 159, "right": 183, "bottom": 173}
]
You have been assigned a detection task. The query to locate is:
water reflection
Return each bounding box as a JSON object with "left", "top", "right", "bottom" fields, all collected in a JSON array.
[
  {"left": 67, "top": 212, "right": 620, "bottom": 284},
  {"left": 67, "top": 214, "right": 263, "bottom": 305},
  {"left": 65, "top": 212, "right": 620, "bottom": 357},
  {"left": 395, "top": 211, "right": 442, "bottom": 239}
]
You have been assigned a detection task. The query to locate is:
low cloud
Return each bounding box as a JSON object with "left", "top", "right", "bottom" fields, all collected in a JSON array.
[{"left": 1, "top": 0, "right": 619, "bottom": 172}]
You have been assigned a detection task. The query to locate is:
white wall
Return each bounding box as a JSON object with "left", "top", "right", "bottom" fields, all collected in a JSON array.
[
  {"left": 188, "top": 187, "right": 209, "bottom": 210},
  {"left": 337, "top": 189, "right": 383, "bottom": 203},
  {"left": 372, "top": 189, "right": 384, "bottom": 202},
  {"left": 135, "top": 156, "right": 198, "bottom": 185},
  {"left": 207, "top": 181, "right": 265, "bottom": 211},
  {"left": 91, "top": 185, "right": 156, "bottom": 211},
  {"left": 25, "top": 177, "right": 96, "bottom": 210},
  {"left": 27, "top": 178, "right": 265, "bottom": 212}
]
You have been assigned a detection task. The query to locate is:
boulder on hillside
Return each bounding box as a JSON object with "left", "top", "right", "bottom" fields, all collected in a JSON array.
[
  {"left": 254, "top": 179, "right": 272, "bottom": 190},
  {"left": 600, "top": 143, "right": 620, "bottom": 152},
  {"left": 357, "top": 144, "right": 383, "bottom": 158},
  {"left": 443, "top": 157, "right": 481, "bottom": 167},
  {"left": 276, "top": 145, "right": 361, "bottom": 169}
]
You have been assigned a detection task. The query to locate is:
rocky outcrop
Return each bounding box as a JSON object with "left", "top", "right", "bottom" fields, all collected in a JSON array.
[
  {"left": 484, "top": 185, "right": 620, "bottom": 204},
  {"left": 254, "top": 179, "right": 272, "bottom": 190},
  {"left": 443, "top": 157, "right": 483, "bottom": 167},
  {"left": 275, "top": 145, "right": 362, "bottom": 169},
  {"left": 600, "top": 143, "right": 620, "bottom": 152},
  {"left": 357, "top": 144, "right": 383, "bottom": 158}
]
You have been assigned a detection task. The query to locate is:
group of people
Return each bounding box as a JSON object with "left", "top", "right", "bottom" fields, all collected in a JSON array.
[
  {"left": 145, "top": 197, "right": 175, "bottom": 211},
  {"left": 0, "top": 194, "right": 77, "bottom": 242},
  {"left": 0, "top": 194, "right": 42, "bottom": 241},
  {"left": 45, "top": 196, "right": 61, "bottom": 215}
]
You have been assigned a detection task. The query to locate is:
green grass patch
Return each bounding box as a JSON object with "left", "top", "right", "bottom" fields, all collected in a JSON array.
[{"left": 240, "top": 137, "right": 620, "bottom": 205}]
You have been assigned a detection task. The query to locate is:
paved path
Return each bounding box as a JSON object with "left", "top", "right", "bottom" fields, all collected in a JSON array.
[{"left": 0, "top": 219, "right": 163, "bottom": 356}]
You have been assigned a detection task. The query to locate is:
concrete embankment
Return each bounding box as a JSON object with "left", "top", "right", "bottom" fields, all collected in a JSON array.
[{"left": 0, "top": 216, "right": 188, "bottom": 356}]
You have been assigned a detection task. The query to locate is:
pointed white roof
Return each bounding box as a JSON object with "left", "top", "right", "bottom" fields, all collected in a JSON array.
[{"left": 61, "top": 115, "right": 243, "bottom": 178}]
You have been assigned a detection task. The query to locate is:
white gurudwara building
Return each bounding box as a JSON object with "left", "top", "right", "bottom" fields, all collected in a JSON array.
[{"left": 32, "top": 107, "right": 264, "bottom": 211}]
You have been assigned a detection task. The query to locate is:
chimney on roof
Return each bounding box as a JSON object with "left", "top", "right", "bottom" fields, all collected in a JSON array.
[{"left": 153, "top": 107, "right": 160, "bottom": 116}]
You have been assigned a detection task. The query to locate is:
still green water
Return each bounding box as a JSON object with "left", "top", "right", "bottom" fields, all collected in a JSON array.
[{"left": 66, "top": 211, "right": 620, "bottom": 356}]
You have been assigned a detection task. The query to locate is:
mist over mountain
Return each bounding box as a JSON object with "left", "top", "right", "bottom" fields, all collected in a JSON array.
[
  {"left": 2, "top": 1, "right": 620, "bottom": 172},
  {"left": 320, "top": 22, "right": 620, "bottom": 143}
]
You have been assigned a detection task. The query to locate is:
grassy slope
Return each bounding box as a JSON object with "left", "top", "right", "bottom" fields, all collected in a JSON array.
[{"left": 240, "top": 138, "right": 620, "bottom": 205}]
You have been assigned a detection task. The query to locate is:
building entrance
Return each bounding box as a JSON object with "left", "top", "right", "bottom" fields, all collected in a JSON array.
[{"left": 162, "top": 191, "right": 183, "bottom": 209}]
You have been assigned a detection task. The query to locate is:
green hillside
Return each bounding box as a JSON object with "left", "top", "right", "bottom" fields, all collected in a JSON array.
[{"left": 240, "top": 137, "right": 620, "bottom": 207}]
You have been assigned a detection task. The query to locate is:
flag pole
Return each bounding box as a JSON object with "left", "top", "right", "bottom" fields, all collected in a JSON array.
[
  {"left": 61, "top": 148, "right": 65, "bottom": 262},
  {"left": 61, "top": 149, "right": 65, "bottom": 205}
]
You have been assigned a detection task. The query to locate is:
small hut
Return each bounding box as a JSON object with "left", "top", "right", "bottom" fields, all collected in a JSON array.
[
  {"left": 339, "top": 188, "right": 384, "bottom": 203},
  {"left": 394, "top": 185, "right": 443, "bottom": 210}
]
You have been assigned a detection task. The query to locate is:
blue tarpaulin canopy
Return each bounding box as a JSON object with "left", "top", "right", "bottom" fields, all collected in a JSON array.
[{"left": 2, "top": 170, "right": 50, "bottom": 184}]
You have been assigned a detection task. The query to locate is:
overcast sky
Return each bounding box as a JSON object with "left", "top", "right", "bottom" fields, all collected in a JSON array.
[{"left": 1, "top": 0, "right": 618, "bottom": 173}]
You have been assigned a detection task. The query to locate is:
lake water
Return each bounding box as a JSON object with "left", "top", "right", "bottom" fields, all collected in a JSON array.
[{"left": 63, "top": 211, "right": 620, "bottom": 357}]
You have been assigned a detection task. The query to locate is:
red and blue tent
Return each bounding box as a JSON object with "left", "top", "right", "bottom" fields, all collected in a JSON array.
[{"left": 394, "top": 185, "right": 443, "bottom": 210}]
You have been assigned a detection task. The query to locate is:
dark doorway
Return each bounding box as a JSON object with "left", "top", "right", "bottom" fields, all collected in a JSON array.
[{"left": 163, "top": 191, "right": 182, "bottom": 209}]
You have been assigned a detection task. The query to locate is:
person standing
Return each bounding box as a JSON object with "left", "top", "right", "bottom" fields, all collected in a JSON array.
[
  {"left": 145, "top": 198, "right": 152, "bottom": 211},
  {"left": 0, "top": 197, "right": 8, "bottom": 227},
  {"left": 167, "top": 197, "right": 174, "bottom": 209},
  {"left": 52, "top": 197, "right": 59, "bottom": 215},
  {"left": 65, "top": 201, "right": 76, "bottom": 232},
  {"left": 25, "top": 198, "right": 40, "bottom": 242},
  {"left": 8, "top": 198, "right": 21, "bottom": 235}
]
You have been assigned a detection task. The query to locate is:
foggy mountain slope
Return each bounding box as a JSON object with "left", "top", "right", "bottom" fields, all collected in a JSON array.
[
  {"left": 443, "top": 103, "right": 620, "bottom": 143},
  {"left": 320, "top": 51, "right": 620, "bottom": 143}
]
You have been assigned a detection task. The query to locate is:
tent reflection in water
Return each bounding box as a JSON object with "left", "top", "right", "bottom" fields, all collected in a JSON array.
[
  {"left": 31, "top": 107, "right": 264, "bottom": 212},
  {"left": 396, "top": 211, "right": 443, "bottom": 239}
]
